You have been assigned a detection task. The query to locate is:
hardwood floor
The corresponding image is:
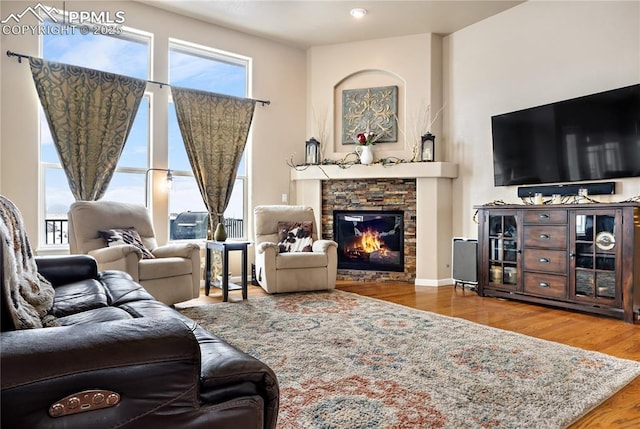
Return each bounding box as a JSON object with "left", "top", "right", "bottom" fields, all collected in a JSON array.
[{"left": 181, "top": 280, "right": 640, "bottom": 428}]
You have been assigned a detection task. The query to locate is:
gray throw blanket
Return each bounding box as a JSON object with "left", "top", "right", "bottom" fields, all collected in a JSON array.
[{"left": 0, "top": 195, "right": 57, "bottom": 329}]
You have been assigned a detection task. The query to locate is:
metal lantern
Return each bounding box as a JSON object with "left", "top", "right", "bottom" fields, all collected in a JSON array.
[
  {"left": 305, "top": 137, "right": 321, "bottom": 165},
  {"left": 420, "top": 132, "right": 435, "bottom": 162}
]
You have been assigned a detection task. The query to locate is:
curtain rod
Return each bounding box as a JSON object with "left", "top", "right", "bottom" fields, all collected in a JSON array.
[{"left": 6, "top": 50, "right": 271, "bottom": 106}]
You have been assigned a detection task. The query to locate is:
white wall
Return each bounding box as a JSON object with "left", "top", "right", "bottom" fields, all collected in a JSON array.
[
  {"left": 0, "top": 0, "right": 306, "bottom": 250},
  {"left": 306, "top": 34, "right": 457, "bottom": 284},
  {"left": 307, "top": 33, "right": 442, "bottom": 164},
  {"left": 444, "top": 1, "right": 640, "bottom": 238}
]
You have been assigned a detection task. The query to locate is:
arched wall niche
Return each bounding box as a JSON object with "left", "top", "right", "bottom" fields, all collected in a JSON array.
[{"left": 333, "top": 69, "right": 407, "bottom": 156}]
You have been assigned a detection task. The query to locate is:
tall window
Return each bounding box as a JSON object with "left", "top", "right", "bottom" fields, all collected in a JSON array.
[
  {"left": 41, "top": 21, "right": 151, "bottom": 245},
  {"left": 168, "top": 40, "right": 249, "bottom": 240},
  {"left": 39, "top": 24, "right": 251, "bottom": 245}
]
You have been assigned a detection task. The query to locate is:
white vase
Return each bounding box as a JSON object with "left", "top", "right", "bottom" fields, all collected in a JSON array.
[{"left": 357, "top": 145, "right": 374, "bottom": 165}]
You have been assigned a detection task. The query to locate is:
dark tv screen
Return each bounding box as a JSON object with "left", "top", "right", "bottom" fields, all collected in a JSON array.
[{"left": 491, "top": 84, "right": 640, "bottom": 187}]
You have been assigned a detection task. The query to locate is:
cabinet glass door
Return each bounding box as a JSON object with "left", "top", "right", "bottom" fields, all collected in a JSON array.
[
  {"left": 572, "top": 211, "right": 620, "bottom": 304},
  {"left": 488, "top": 214, "right": 519, "bottom": 289}
]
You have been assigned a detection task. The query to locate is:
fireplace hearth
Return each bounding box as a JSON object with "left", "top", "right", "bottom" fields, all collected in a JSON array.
[{"left": 333, "top": 210, "right": 404, "bottom": 272}]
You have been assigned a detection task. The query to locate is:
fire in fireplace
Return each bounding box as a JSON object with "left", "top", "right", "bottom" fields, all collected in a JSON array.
[{"left": 333, "top": 210, "right": 404, "bottom": 272}]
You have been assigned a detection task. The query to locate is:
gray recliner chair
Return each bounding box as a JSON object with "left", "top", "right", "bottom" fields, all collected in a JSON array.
[
  {"left": 68, "top": 200, "right": 201, "bottom": 305},
  {"left": 253, "top": 205, "right": 337, "bottom": 294}
]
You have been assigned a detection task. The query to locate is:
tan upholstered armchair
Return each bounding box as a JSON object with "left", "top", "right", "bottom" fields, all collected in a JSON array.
[
  {"left": 253, "top": 205, "right": 337, "bottom": 294},
  {"left": 68, "top": 201, "right": 201, "bottom": 305}
]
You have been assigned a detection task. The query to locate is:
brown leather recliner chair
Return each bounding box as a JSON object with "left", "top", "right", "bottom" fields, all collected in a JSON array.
[
  {"left": 1, "top": 251, "right": 279, "bottom": 428},
  {"left": 1, "top": 196, "right": 278, "bottom": 428}
]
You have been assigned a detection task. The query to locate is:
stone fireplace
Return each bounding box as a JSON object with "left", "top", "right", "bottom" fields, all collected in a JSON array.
[
  {"left": 291, "top": 162, "right": 458, "bottom": 285},
  {"left": 323, "top": 179, "right": 415, "bottom": 282}
]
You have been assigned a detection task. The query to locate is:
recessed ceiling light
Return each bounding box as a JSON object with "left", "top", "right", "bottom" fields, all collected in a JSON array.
[{"left": 350, "top": 8, "right": 367, "bottom": 19}]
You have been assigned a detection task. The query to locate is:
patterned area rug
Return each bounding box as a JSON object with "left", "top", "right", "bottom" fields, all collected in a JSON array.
[{"left": 179, "top": 290, "right": 640, "bottom": 429}]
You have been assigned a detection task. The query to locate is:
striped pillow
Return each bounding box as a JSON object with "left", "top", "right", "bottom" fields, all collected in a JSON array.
[{"left": 99, "top": 227, "right": 155, "bottom": 259}]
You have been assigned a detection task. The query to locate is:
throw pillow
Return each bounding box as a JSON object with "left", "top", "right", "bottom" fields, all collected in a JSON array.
[
  {"left": 277, "top": 221, "right": 313, "bottom": 253},
  {"left": 99, "top": 228, "right": 155, "bottom": 259}
]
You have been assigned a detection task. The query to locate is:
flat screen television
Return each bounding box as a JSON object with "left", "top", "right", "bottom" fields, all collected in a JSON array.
[{"left": 491, "top": 84, "right": 640, "bottom": 187}]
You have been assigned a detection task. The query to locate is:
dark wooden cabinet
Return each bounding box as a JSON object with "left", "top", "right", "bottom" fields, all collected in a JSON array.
[{"left": 476, "top": 203, "right": 640, "bottom": 323}]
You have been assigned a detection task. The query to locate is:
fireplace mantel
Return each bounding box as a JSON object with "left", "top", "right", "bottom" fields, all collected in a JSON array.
[
  {"left": 291, "top": 162, "right": 459, "bottom": 286},
  {"left": 290, "top": 162, "right": 458, "bottom": 181}
]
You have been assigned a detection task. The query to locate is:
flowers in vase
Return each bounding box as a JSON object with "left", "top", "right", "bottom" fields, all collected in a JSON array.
[{"left": 356, "top": 131, "right": 376, "bottom": 146}]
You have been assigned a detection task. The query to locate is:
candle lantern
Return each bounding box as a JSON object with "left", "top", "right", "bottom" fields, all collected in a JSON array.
[
  {"left": 305, "top": 137, "right": 321, "bottom": 165},
  {"left": 420, "top": 132, "right": 435, "bottom": 162}
]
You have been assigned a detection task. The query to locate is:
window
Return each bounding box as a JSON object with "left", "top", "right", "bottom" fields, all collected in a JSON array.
[
  {"left": 41, "top": 21, "right": 151, "bottom": 245},
  {"left": 39, "top": 23, "right": 251, "bottom": 246},
  {"left": 168, "top": 40, "right": 250, "bottom": 240}
]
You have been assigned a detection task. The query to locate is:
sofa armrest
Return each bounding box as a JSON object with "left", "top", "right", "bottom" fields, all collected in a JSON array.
[
  {"left": 35, "top": 255, "right": 98, "bottom": 287},
  {"left": 1, "top": 318, "right": 200, "bottom": 428},
  {"left": 87, "top": 246, "right": 142, "bottom": 281},
  {"left": 312, "top": 239, "right": 338, "bottom": 253},
  {"left": 88, "top": 245, "right": 142, "bottom": 263},
  {"left": 254, "top": 243, "right": 278, "bottom": 293},
  {"left": 152, "top": 242, "right": 201, "bottom": 259},
  {"left": 192, "top": 324, "right": 279, "bottom": 429},
  {"left": 256, "top": 242, "right": 279, "bottom": 254}
]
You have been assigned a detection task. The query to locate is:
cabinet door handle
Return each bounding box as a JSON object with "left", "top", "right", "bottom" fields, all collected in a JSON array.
[
  {"left": 539, "top": 234, "right": 550, "bottom": 240},
  {"left": 539, "top": 213, "right": 549, "bottom": 219},
  {"left": 539, "top": 282, "right": 550, "bottom": 288},
  {"left": 538, "top": 257, "right": 550, "bottom": 263}
]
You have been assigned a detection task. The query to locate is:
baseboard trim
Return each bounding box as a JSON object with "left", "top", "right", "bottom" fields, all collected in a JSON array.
[{"left": 414, "top": 278, "right": 453, "bottom": 287}]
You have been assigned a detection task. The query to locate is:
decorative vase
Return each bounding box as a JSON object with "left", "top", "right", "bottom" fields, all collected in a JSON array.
[
  {"left": 357, "top": 145, "right": 374, "bottom": 165},
  {"left": 214, "top": 222, "right": 227, "bottom": 241}
]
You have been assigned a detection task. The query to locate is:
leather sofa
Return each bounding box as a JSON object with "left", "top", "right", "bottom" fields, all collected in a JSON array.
[{"left": 1, "top": 252, "right": 279, "bottom": 428}]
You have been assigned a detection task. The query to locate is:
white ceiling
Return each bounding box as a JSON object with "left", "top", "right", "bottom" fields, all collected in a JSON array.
[{"left": 139, "top": 0, "right": 524, "bottom": 49}]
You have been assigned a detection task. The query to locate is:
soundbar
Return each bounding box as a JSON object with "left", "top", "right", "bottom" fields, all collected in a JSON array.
[{"left": 517, "top": 182, "right": 615, "bottom": 198}]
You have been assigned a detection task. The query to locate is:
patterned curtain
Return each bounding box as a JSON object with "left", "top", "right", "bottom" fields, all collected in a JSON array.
[
  {"left": 29, "top": 58, "right": 146, "bottom": 201},
  {"left": 171, "top": 86, "right": 256, "bottom": 234}
]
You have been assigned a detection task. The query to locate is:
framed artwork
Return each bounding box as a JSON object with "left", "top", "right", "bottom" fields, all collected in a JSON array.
[{"left": 342, "top": 85, "right": 398, "bottom": 145}]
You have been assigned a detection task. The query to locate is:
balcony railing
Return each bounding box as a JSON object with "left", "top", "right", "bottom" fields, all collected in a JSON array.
[
  {"left": 224, "top": 218, "right": 243, "bottom": 239},
  {"left": 45, "top": 218, "right": 68, "bottom": 245},
  {"left": 45, "top": 215, "right": 244, "bottom": 245}
]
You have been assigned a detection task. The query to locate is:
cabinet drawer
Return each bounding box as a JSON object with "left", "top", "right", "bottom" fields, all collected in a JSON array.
[
  {"left": 523, "top": 226, "right": 567, "bottom": 249},
  {"left": 523, "top": 249, "right": 567, "bottom": 273},
  {"left": 523, "top": 210, "right": 567, "bottom": 224},
  {"left": 524, "top": 272, "right": 567, "bottom": 299}
]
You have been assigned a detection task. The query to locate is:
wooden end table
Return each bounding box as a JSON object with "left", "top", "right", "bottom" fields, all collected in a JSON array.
[{"left": 205, "top": 240, "right": 250, "bottom": 302}]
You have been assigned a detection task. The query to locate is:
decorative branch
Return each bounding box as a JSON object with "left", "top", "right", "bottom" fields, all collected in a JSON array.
[
  {"left": 312, "top": 105, "right": 331, "bottom": 162},
  {"left": 409, "top": 101, "right": 446, "bottom": 162},
  {"left": 428, "top": 104, "right": 445, "bottom": 133},
  {"left": 286, "top": 154, "right": 310, "bottom": 170},
  {"left": 287, "top": 152, "right": 410, "bottom": 171}
]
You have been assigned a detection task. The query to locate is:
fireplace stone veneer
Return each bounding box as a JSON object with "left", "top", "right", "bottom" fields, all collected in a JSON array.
[{"left": 324, "top": 181, "right": 415, "bottom": 282}]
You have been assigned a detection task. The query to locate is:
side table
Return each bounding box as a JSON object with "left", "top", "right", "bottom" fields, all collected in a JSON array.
[{"left": 205, "top": 240, "right": 250, "bottom": 302}]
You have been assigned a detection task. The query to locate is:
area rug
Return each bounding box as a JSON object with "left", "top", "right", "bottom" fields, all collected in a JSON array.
[{"left": 179, "top": 290, "right": 640, "bottom": 429}]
